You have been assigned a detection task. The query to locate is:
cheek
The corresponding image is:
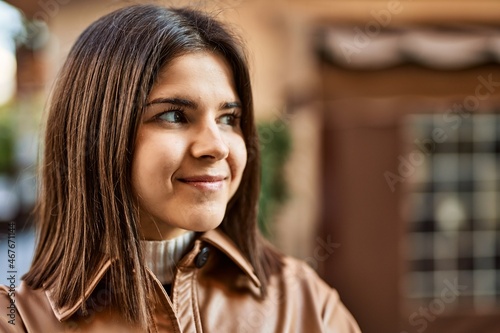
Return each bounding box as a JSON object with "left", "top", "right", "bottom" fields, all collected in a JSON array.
[
  {"left": 131, "top": 142, "right": 153, "bottom": 198},
  {"left": 230, "top": 136, "right": 247, "bottom": 181},
  {"left": 132, "top": 138, "right": 157, "bottom": 182},
  {"left": 131, "top": 132, "right": 182, "bottom": 194}
]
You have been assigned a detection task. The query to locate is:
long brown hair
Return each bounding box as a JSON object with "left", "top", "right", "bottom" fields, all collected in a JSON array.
[{"left": 24, "top": 4, "right": 282, "bottom": 329}]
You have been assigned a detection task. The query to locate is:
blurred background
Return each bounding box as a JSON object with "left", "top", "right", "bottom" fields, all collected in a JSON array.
[{"left": 1, "top": 0, "right": 500, "bottom": 332}]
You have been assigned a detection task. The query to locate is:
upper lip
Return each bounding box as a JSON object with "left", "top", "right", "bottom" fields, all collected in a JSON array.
[{"left": 178, "top": 175, "right": 226, "bottom": 182}]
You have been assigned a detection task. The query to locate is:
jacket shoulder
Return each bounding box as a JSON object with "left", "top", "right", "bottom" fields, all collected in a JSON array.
[
  {"left": 278, "top": 256, "right": 362, "bottom": 332},
  {"left": 0, "top": 284, "right": 26, "bottom": 333}
]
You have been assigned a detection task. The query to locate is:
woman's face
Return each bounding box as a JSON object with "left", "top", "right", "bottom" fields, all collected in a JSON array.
[{"left": 132, "top": 52, "right": 247, "bottom": 240}]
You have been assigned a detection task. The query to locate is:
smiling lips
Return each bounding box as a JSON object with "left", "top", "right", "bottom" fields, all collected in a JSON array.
[{"left": 178, "top": 175, "right": 226, "bottom": 191}]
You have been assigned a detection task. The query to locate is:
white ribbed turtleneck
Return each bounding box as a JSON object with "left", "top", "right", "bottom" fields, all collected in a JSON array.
[{"left": 141, "top": 231, "right": 196, "bottom": 284}]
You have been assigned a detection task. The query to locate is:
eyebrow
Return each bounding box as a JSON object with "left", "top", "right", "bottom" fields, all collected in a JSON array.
[
  {"left": 146, "top": 97, "right": 242, "bottom": 110},
  {"left": 221, "top": 101, "right": 242, "bottom": 109},
  {"left": 146, "top": 97, "right": 197, "bottom": 108}
]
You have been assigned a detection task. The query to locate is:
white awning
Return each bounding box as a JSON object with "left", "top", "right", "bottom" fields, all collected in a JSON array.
[{"left": 322, "top": 26, "right": 500, "bottom": 70}]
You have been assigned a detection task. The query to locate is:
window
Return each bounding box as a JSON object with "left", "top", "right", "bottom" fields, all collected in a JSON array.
[{"left": 404, "top": 113, "right": 500, "bottom": 311}]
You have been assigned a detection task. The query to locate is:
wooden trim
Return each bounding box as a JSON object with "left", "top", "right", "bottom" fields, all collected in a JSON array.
[{"left": 290, "top": 0, "right": 500, "bottom": 25}]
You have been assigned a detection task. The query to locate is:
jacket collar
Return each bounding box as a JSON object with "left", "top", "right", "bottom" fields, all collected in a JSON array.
[
  {"left": 45, "top": 259, "right": 113, "bottom": 321},
  {"left": 46, "top": 228, "right": 261, "bottom": 321},
  {"left": 200, "top": 228, "right": 261, "bottom": 288}
]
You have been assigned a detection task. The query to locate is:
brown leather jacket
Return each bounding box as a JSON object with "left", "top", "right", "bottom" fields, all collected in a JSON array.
[{"left": 0, "top": 229, "right": 360, "bottom": 332}]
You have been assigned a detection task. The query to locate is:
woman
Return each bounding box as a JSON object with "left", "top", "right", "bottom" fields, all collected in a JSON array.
[{"left": 0, "top": 5, "right": 360, "bottom": 333}]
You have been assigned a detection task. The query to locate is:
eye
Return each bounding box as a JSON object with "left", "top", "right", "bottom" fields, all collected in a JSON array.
[
  {"left": 157, "top": 110, "right": 186, "bottom": 123},
  {"left": 219, "top": 112, "right": 241, "bottom": 126}
]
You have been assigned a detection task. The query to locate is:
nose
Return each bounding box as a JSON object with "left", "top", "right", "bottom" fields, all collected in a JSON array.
[{"left": 190, "top": 122, "right": 229, "bottom": 160}]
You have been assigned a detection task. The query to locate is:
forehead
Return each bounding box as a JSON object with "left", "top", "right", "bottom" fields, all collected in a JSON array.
[{"left": 149, "top": 52, "right": 238, "bottom": 100}]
